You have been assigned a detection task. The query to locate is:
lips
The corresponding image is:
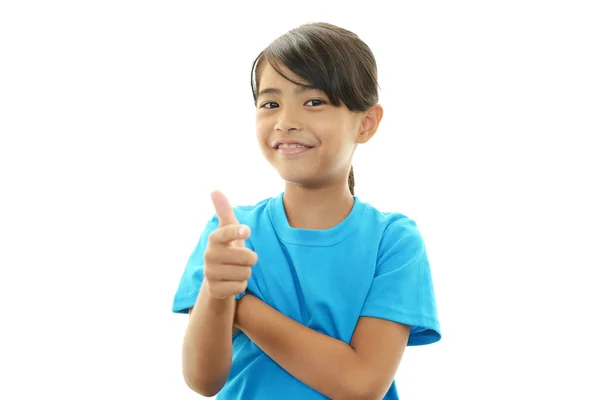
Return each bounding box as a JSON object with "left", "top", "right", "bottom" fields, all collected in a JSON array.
[
  {"left": 272, "top": 140, "right": 314, "bottom": 149},
  {"left": 272, "top": 140, "right": 314, "bottom": 156}
]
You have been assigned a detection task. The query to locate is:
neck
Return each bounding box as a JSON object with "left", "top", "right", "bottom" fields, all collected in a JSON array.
[{"left": 282, "top": 182, "right": 355, "bottom": 230}]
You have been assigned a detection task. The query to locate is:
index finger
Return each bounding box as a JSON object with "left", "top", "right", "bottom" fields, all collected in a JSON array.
[{"left": 208, "top": 224, "right": 250, "bottom": 245}]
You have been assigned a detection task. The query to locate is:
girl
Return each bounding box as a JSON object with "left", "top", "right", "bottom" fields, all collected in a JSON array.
[{"left": 172, "top": 22, "right": 441, "bottom": 399}]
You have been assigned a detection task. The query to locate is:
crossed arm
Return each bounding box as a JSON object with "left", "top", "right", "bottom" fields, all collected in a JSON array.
[{"left": 234, "top": 294, "right": 411, "bottom": 400}]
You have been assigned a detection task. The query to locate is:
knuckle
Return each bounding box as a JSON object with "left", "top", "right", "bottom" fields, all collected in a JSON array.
[
  {"left": 208, "top": 230, "right": 219, "bottom": 244},
  {"left": 204, "top": 264, "right": 218, "bottom": 280},
  {"left": 203, "top": 249, "right": 216, "bottom": 264},
  {"left": 204, "top": 268, "right": 214, "bottom": 281}
]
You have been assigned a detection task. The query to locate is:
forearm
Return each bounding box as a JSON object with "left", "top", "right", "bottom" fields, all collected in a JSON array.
[
  {"left": 182, "top": 281, "right": 235, "bottom": 396},
  {"left": 235, "top": 295, "right": 368, "bottom": 399}
]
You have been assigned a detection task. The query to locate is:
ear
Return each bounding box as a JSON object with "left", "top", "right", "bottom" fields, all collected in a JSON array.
[{"left": 356, "top": 104, "right": 384, "bottom": 144}]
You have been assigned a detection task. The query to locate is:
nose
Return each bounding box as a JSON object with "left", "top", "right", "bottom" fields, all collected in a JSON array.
[{"left": 274, "top": 108, "right": 301, "bottom": 132}]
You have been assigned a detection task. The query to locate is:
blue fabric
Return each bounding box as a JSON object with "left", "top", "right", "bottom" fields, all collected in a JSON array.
[{"left": 172, "top": 193, "right": 441, "bottom": 399}]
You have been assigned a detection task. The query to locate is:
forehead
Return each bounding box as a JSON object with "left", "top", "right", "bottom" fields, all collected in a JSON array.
[{"left": 257, "top": 61, "right": 309, "bottom": 91}]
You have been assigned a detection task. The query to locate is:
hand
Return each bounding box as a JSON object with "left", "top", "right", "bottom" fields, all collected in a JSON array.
[{"left": 203, "top": 191, "right": 258, "bottom": 300}]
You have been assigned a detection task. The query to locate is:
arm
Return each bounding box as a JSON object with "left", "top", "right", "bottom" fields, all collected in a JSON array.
[
  {"left": 179, "top": 191, "right": 256, "bottom": 396},
  {"left": 182, "top": 282, "right": 236, "bottom": 397},
  {"left": 234, "top": 294, "right": 411, "bottom": 399}
]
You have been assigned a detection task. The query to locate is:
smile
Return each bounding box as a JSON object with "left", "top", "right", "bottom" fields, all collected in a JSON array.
[{"left": 276, "top": 144, "right": 312, "bottom": 156}]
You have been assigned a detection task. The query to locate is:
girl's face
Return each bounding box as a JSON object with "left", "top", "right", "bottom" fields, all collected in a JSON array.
[{"left": 255, "top": 62, "right": 378, "bottom": 190}]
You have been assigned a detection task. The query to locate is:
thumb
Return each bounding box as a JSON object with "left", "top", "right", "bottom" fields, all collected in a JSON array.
[{"left": 211, "top": 190, "right": 239, "bottom": 227}]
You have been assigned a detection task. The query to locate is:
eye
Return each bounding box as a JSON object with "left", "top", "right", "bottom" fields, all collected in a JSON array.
[
  {"left": 305, "top": 99, "right": 326, "bottom": 107},
  {"left": 260, "top": 102, "right": 279, "bottom": 109}
]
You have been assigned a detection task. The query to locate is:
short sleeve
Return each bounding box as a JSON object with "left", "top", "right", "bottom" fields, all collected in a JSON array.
[
  {"left": 171, "top": 215, "right": 219, "bottom": 314},
  {"left": 360, "top": 218, "right": 441, "bottom": 346}
]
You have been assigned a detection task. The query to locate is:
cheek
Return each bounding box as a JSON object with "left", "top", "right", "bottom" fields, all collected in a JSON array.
[
  {"left": 318, "top": 125, "right": 348, "bottom": 149},
  {"left": 255, "top": 116, "right": 271, "bottom": 140},
  {"left": 319, "top": 132, "right": 355, "bottom": 165}
]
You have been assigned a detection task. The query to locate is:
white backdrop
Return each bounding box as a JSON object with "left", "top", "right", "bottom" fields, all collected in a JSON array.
[{"left": 1, "top": 1, "right": 599, "bottom": 399}]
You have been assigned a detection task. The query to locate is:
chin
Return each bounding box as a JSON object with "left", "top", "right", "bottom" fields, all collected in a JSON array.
[
  {"left": 279, "top": 171, "right": 337, "bottom": 192},
  {"left": 273, "top": 168, "right": 314, "bottom": 186},
  {"left": 277, "top": 171, "right": 310, "bottom": 185}
]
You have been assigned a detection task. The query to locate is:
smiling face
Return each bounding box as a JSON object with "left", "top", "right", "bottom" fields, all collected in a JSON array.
[{"left": 255, "top": 61, "right": 379, "bottom": 190}]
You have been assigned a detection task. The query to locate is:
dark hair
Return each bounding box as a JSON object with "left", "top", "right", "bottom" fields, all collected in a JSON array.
[{"left": 250, "top": 22, "right": 379, "bottom": 195}]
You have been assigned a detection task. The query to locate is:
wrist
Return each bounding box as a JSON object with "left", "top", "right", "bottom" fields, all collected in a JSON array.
[{"left": 200, "top": 282, "right": 236, "bottom": 313}]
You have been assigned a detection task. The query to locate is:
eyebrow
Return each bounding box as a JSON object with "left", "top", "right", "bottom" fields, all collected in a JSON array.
[{"left": 257, "top": 86, "right": 316, "bottom": 98}]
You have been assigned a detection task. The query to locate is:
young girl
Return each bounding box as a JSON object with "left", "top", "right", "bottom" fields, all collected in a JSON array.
[{"left": 172, "top": 22, "right": 441, "bottom": 399}]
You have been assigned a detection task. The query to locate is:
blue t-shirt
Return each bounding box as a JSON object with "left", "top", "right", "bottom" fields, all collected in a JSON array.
[{"left": 172, "top": 193, "right": 441, "bottom": 399}]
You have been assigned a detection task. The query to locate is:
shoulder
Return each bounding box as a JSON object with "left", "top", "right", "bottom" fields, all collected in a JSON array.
[
  {"left": 358, "top": 198, "right": 425, "bottom": 257},
  {"left": 359, "top": 198, "right": 422, "bottom": 238}
]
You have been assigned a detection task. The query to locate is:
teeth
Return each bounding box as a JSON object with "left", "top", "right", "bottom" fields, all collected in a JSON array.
[{"left": 278, "top": 143, "right": 308, "bottom": 149}]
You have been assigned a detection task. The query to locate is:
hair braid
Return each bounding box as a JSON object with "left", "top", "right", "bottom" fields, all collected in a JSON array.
[{"left": 348, "top": 165, "right": 355, "bottom": 195}]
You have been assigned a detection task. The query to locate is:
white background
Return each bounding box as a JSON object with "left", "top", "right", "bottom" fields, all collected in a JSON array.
[{"left": 1, "top": 1, "right": 599, "bottom": 399}]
